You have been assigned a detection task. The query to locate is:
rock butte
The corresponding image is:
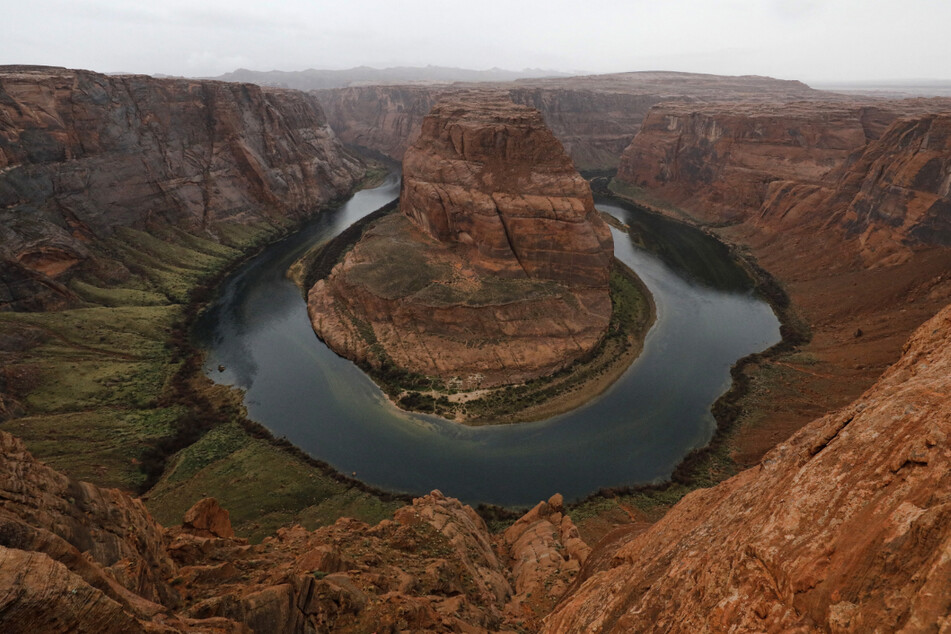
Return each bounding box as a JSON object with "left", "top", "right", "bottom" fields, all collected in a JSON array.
[{"left": 307, "top": 95, "right": 615, "bottom": 389}]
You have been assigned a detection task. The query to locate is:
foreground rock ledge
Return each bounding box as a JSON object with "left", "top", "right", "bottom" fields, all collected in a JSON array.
[{"left": 308, "top": 95, "right": 615, "bottom": 390}]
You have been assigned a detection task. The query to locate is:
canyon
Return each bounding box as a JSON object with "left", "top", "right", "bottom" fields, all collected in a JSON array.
[
  {"left": 0, "top": 63, "right": 950, "bottom": 632},
  {"left": 613, "top": 98, "right": 951, "bottom": 465},
  {"left": 315, "top": 71, "right": 829, "bottom": 170},
  {"left": 0, "top": 301, "right": 949, "bottom": 631},
  {"left": 307, "top": 95, "right": 622, "bottom": 402},
  {"left": 0, "top": 65, "right": 364, "bottom": 312}
]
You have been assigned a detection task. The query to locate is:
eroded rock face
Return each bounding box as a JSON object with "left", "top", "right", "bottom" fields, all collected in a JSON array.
[
  {"left": 400, "top": 96, "right": 613, "bottom": 287},
  {"left": 0, "top": 432, "right": 589, "bottom": 632},
  {"left": 544, "top": 302, "right": 951, "bottom": 633},
  {"left": 316, "top": 71, "right": 831, "bottom": 170},
  {"left": 616, "top": 99, "right": 951, "bottom": 258},
  {"left": 308, "top": 96, "right": 614, "bottom": 389},
  {"left": 0, "top": 65, "right": 364, "bottom": 310}
]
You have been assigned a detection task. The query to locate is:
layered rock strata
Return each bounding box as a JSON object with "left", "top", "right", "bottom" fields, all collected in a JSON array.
[
  {"left": 615, "top": 99, "right": 951, "bottom": 466},
  {"left": 544, "top": 301, "right": 951, "bottom": 632},
  {"left": 0, "top": 429, "right": 589, "bottom": 632},
  {"left": 308, "top": 96, "right": 614, "bottom": 389},
  {"left": 616, "top": 99, "right": 951, "bottom": 257},
  {"left": 0, "top": 65, "right": 364, "bottom": 310},
  {"left": 315, "top": 70, "right": 830, "bottom": 170}
]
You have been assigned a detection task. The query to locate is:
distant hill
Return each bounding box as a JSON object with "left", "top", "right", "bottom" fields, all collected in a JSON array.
[
  {"left": 809, "top": 79, "right": 951, "bottom": 97},
  {"left": 208, "top": 65, "right": 571, "bottom": 90}
]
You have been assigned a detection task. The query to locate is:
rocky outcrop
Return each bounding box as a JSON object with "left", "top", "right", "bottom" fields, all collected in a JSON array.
[
  {"left": 0, "top": 429, "right": 588, "bottom": 632},
  {"left": 308, "top": 95, "right": 614, "bottom": 389},
  {"left": 544, "top": 301, "right": 951, "bottom": 633},
  {"left": 0, "top": 431, "right": 176, "bottom": 607},
  {"left": 0, "top": 65, "right": 364, "bottom": 310},
  {"left": 315, "top": 71, "right": 831, "bottom": 170}
]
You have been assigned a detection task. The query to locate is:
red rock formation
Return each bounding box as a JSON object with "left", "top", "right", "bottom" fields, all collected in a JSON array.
[
  {"left": 308, "top": 96, "right": 615, "bottom": 389},
  {"left": 0, "top": 430, "right": 588, "bottom": 632},
  {"left": 315, "top": 71, "right": 831, "bottom": 170},
  {"left": 182, "top": 498, "right": 236, "bottom": 539},
  {"left": 544, "top": 302, "right": 951, "bottom": 633},
  {"left": 400, "top": 96, "right": 613, "bottom": 287},
  {"left": 614, "top": 99, "right": 951, "bottom": 465},
  {"left": 616, "top": 99, "right": 951, "bottom": 252},
  {"left": 0, "top": 65, "right": 364, "bottom": 310}
]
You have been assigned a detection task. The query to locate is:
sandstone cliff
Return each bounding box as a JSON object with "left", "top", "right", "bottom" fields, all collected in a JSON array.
[
  {"left": 614, "top": 99, "right": 951, "bottom": 465},
  {"left": 0, "top": 428, "right": 589, "bottom": 632},
  {"left": 315, "top": 71, "right": 830, "bottom": 170},
  {"left": 616, "top": 99, "right": 951, "bottom": 254},
  {"left": 544, "top": 301, "right": 951, "bottom": 632},
  {"left": 308, "top": 96, "right": 615, "bottom": 390},
  {"left": 0, "top": 65, "right": 364, "bottom": 310}
]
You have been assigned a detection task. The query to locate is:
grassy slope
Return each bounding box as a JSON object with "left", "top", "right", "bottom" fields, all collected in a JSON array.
[{"left": 0, "top": 208, "right": 401, "bottom": 541}]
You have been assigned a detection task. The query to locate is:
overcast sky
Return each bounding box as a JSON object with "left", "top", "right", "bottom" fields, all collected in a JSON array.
[{"left": 2, "top": 0, "right": 949, "bottom": 83}]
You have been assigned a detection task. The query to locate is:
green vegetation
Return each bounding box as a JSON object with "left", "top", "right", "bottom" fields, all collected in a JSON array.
[
  {"left": 452, "top": 263, "right": 654, "bottom": 423},
  {"left": 147, "top": 422, "right": 399, "bottom": 543},
  {"left": 0, "top": 202, "right": 404, "bottom": 540}
]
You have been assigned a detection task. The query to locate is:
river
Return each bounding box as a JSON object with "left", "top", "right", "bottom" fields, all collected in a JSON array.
[{"left": 194, "top": 173, "right": 780, "bottom": 506}]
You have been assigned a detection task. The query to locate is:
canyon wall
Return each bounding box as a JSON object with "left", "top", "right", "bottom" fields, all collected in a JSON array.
[
  {"left": 614, "top": 96, "right": 951, "bottom": 481},
  {"left": 315, "top": 71, "right": 829, "bottom": 171},
  {"left": 616, "top": 99, "right": 951, "bottom": 256},
  {"left": 544, "top": 301, "right": 951, "bottom": 633},
  {"left": 0, "top": 66, "right": 364, "bottom": 310}
]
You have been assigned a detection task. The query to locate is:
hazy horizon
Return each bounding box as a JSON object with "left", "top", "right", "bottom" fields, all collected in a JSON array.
[{"left": 3, "top": 0, "right": 950, "bottom": 84}]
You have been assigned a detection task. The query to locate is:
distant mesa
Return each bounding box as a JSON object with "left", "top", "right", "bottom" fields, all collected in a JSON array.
[{"left": 307, "top": 94, "right": 616, "bottom": 398}]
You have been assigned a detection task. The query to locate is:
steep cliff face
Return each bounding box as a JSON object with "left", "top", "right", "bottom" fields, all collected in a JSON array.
[
  {"left": 834, "top": 112, "right": 951, "bottom": 256},
  {"left": 308, "top": 96, "right": 615, "bottom": 389},
  {"left": 315, "top": 71, "right": 830, "bottom": 171},
  {"left": 544, "top": 301, "right": 951, "bottom": 633},
  {"left": 0, "top": 65, "right": 364, "bottom": 310},
  {"left": 615, "top": 97, "right": 951, "bottom": 471},
  {"left": 617, "top": 99, "right": 951, "bottom": 252},
  {"left": 0, "top": 429, "right": 589, "bottom": 632},
  {"left": 616, "top": 102, "right": 874, "bottom": 223},
  {"left": 400, "top": 96, "right": 613, "bottom": 287}
]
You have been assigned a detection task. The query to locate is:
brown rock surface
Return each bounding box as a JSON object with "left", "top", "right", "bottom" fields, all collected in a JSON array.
[
  {"left": 400, "top": 95, "right": 613, "bottom": 287},
  {"left": 544, "top": 302, "right": 951, "bottom": 633},
  {"left": 0, "top": 65, "right": 364, "bottom": 310},
  {"left": 0, "top": 426, "right": 589, "bottom": 632},
  {"left": 315, "top": 71, "right": 832, "bottom": 170},
  {"left": 614, "top": 98, "right": 951, "bottom": 466},
  {"left": 182, "top": 498, "right": 235, "bottom": 539},
  {"left": 0, "top": 431, "right": 176, "bottom": 606},
  {"left": 308, "top": 95, "right": 614, "bottom": 389}
]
